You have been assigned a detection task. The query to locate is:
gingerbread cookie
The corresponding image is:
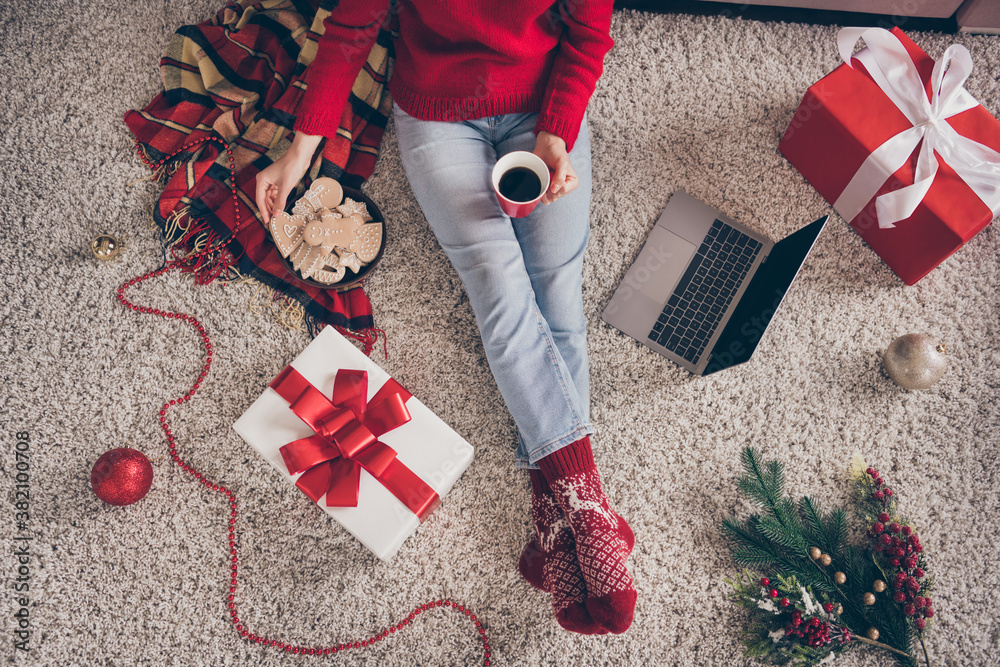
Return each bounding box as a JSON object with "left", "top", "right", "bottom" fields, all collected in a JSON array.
[
  {"left": 337, "top": 250, "right": 363, "bottom": 274},
  {"left": 291, "top": 198, "right": 312, "bottom": 217},
  {"left": 300, "top": 244, "right": 334, "bottom": 279},
  {"left": 303, "top": 211, "right": 364, "bottom": 250},
  {"left": 336, "top": 197, "right": 372, "bottom": 222},
  {"left": 270, "top": 212, "right": 308, "bottom": 257},
  {"left": 290, "top": 243, "right": 324, "bottom": 273},
  {"left": 312, "top": 265, "right": 347, "bottom": 285},
  {"left": 350, "top": 223, "right": 383, "bottom": 263},
  {"left": 293, "top": 177, "right": 345, "bottom": 216}
]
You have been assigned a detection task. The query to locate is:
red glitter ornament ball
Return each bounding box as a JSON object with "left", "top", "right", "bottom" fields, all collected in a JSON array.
[{"left": 91, "top": 448, "right": 153, "bottom": 506}]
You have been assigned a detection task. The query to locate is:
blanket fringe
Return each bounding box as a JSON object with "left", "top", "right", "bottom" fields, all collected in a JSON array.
[
  {"left": 162, "top": 205, "right": 195, "bottom": 243},
  {"left": 247, "top": 282, "right": 309, "bottom": 332},
  {"left": 131, "top": 143, "right": 182, "bottom": 184},
  {"left": 167, "top": 217, "right": 234, "bottom": 285},
  {"left": 334, "top": 326, "right": 385, "bottom": 358}
]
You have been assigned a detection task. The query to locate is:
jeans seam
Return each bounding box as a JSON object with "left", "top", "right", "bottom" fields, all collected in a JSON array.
[
  {"left": 538, "top": 307, "right": 579, "bottom": 423},
  {"left": 533, "top": 304, "right": 586, "bottom": 448},
  {"left": 514, "top": 423, "right": 595, "bottom": 469}
]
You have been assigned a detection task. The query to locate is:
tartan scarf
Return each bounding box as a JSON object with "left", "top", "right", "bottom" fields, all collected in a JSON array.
[{"left": 124, "top": 0, "right": 395, "bottom": 351}]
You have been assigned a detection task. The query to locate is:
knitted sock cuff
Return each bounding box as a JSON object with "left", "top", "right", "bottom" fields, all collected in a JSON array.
[
  {"left": 537, "top": 436, "right": 595, "bottom": 481},
  {"left": 529, "top": 468, "right": 550, "bottom": 496}
]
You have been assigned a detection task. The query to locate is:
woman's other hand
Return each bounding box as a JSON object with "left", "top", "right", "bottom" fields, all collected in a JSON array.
[
  {"left": 254, "top": 133, "right": 323, "bottom": 223},
  {"left": 533, "top": 131, "right": 578, "bottom": 205}
]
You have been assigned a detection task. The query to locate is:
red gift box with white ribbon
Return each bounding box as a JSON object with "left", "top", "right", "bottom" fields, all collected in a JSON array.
[{"left": 779, "top": 27, "right": 1000, "bottom": 285}]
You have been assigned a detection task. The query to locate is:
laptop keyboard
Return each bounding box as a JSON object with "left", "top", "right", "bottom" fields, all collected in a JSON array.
[{"left": 648, "top": 220, "right": 762, "bottom": 364}]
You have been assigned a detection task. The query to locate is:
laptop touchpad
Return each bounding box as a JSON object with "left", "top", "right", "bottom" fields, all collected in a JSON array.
[{"left": 627, "top": 226, "right": 697, "bottom": 305}]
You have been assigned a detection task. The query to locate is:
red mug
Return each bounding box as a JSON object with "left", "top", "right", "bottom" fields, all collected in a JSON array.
[{"left": 491, "top": 151, "right": 551, "bottom": 218}]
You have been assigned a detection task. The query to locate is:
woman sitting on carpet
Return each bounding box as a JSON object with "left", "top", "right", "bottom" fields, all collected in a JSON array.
[{"left": 255, "top": 0, "right": 635, "bottom": 635}]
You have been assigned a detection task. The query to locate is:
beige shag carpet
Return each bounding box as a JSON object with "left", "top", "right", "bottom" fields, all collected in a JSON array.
[{"left": 2, "top": 2, "right": 998, "bottom": 665}]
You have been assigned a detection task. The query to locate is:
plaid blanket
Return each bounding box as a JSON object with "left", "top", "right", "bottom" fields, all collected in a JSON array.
[{"left": 125, "top": 0, "right": 395, "bottom": 350}]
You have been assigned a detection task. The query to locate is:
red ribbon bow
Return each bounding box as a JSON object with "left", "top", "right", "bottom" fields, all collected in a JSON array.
[{"left": 270, "top": 366, "right": 440, "bottom": 521}]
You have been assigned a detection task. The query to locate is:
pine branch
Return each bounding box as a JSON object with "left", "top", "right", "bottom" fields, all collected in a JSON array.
[
  {"left": 758, "top": 516, "right": 808, "bottom": 553},
  {"left": 825, "top": 508, "right": 848, "bottom": 559},
  {"left": 724, "top": 519, "right": 783, "bottom": 569},
  {"left": 733, "top": 545, "right": 780, "bottom": 568},
  {"left": 740, "top": 448, "right": 800, "bottom": 539},
  {"left": 738, "top": 475, "right": 770, "bottom": 508},
  {"left": 772, "top": 497, "right": 798, "bottom": 533},
  {"left": 723, "top": 517, "right": 768, "bottom": 548},
  {"left": 741, "top": 446, "right": 767, "bottom": 487},
  {"left": 767, "top": 459, "right": 785, "bottom": 500},
  {"left": 739, "top": 446, "right": 773, "bottom": 508},
  {"left": 799, "top": 496, "right": 826, "bottom": 550}
]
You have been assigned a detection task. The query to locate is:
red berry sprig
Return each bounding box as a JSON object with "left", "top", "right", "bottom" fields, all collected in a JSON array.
[
  {"left": 783, "top": 610, "right": 852, "bottom": 649},
  {"left": 864, "top": 468, "right": 933, "bottom": 630},
  {"left": 124, "top": 135, "right": 493, "bottom": 664}
]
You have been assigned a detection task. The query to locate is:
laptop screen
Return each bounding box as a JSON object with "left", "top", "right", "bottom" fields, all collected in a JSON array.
[{"left": 703, "top": 216, "right": 828, "bottom": 375}]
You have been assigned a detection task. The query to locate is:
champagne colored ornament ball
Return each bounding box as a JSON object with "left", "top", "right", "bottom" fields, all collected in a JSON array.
[
  {"left": 834, "top": 571, "right": 846, "bottom": 585},
  {"left": 873, "top": 579, "right": 887, "bottom": 593},
  {"left": 91, "top": 234, "right": 124, "bottom": 261},
  {"left": 867, "top": 627, "right": 880, "bottom": 641},
  {"left": 819, "top": 554, "right": 832, "bottom": 566},
  {"left": 863, "top": 592, "right": 876, "bottom": 606},
  {"left": 883, "top": 333, "right": 948, "bottom": 390},
  {"left": 835, "top": 604, "right": 843, "bottom": 615},
  {"left": 809, "top": 547, "right": 822, "bottom": 560},
  {"left": 91, "top": 448, "right": 153, "bottom": 506}
]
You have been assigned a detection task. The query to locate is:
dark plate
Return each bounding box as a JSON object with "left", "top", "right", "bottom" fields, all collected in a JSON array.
[{"left": 276, "top": 186, "right": 385, "bottom": 292}]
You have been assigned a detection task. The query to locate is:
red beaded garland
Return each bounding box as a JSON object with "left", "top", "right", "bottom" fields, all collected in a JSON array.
[{"left": 122, "top": 135, "right": 492, "bottom": 664}]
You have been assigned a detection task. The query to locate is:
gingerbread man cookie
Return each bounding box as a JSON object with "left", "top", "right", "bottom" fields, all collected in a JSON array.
[{"left": 303, "top": 212, "right": 365, "bottom": 250}]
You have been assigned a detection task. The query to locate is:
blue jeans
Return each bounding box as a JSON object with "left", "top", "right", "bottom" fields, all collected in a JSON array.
[{"left": 393, "top": 103, "right": 593, "bottom": 469}]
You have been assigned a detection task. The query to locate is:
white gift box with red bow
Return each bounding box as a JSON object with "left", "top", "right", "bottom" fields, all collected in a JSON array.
[{"left": 233, "top": 326, "right": 475, "bottom": 561}]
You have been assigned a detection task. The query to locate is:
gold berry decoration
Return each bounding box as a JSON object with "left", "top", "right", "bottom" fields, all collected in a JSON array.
[
  {"left": 819, "top": 553, "right": 832, "bottom": 566},
  {"left": 833, "top": 571, "right": 846, "bottom": 585},
  {"left": 863, "top": 592, "right": 876, "bottom": 606},
  {"left": 809, "top": 547, "right": 821, "bottom": 560},
  {"left": 867, "top": 627, "right": 880, "bottom": 641},
  {"left": 872, "top": 579, "right": 887, "bottom": 593},
  {"left": 835, "top": 604, "right": 843, "bottom": 615}
]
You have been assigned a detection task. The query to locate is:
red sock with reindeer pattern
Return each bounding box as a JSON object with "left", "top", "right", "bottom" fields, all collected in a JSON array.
[
  {"left": 537, "top": 436, "right": 637, "bottom": 634},
  {"left": 519, "top": 470, "right": 607, "bottom": 635}
]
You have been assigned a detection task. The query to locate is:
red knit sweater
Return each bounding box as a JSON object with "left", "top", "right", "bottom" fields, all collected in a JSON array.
[{"left": 294, "top": 0, "right": 614, "bottom": 152}]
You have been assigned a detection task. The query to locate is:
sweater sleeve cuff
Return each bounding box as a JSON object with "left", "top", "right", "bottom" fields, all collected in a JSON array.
[
  {"left": 534, "top": 113, "right": 583, "bottom": 154},
  {"left": 293, "top": 109, "right": 343, "bottom": 139}
]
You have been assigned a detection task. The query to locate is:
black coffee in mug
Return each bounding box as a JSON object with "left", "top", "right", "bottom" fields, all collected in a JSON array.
[{"left": 498, "top": 167, "right": 543, "bottom": 202}]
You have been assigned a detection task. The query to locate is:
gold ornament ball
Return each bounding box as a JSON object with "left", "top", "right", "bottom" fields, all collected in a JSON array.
[
  {"left": 92, "top": 234, "right": 124, "bottom": 261},
  {"left": 883, "top": 333, "right": 948, "bottom": 390},
  {"left": 834, "top": 571, "right": 846, "bottom": 585},
  {"left": 873, "top": 579, "right": 887, "bottom": 593},
  {"left": 809, "top": 547, "right": 822, "bottom": 560},
  {"left": 819, "top": 554, "right": 832, "bottom": 566},
  {"left": 867, "top": 627, "right": 880, "bottom": 641},
  {"left": 863, "top": 592, "right": 876, "bottom": 606},
  {"left": 835, "top": 604, "right": 843, "bottom": 615}
]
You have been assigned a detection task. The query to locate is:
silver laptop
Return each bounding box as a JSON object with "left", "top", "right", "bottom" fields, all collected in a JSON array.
[{"left": 602, "top": 191, "right": 827, "bottom": 375}]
